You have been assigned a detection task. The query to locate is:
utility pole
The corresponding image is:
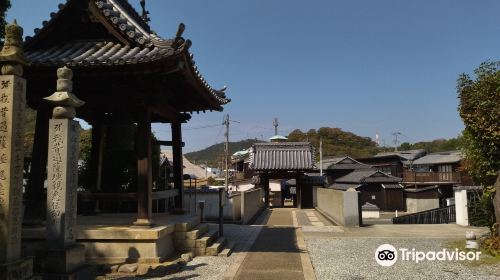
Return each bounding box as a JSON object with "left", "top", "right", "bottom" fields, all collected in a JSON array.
[
  {"left": 392, "top": 132, "right": 402, "bottom": 152},
  {"left": 319, "top": 137, "right": 323, "bottom": 176},
  {"left": 273, "top": 117, "right": 279, "bottom": 136},
  {"left": 223, "top": 114, "right": 230, "bottom": 190}
]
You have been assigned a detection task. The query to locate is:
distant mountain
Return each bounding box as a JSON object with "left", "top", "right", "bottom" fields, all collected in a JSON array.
[{"left": 185, "top": 139, "right": 264, "bottom": 166}]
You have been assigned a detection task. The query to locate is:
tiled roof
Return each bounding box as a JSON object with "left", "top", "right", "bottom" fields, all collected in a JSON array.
[
  {"left": 24, "top": 0, "right": 230, "bottom": 106},
  {"left": 249, "top": 142, "right": 315, "bottom": 171},
  {"left": 382, "top": 183, "right": 404, "bottom": 189},
  {"left": 375, "top": 149, "right": 426, "bottom": 161},
  {"left": 161, "top": 150, "right": 207, "bottom": 179},
  {"left": 334, "top": 169, "right": 401, "bottom": 184},
  {"left": 321, "top": 156, "right": 371, "bottom": 170},
  {"left": 328, "top": 183, "right": 361, "bottom": 191},
  {"left": 412, "top": 151, "right": 463, "bottom": 166},
  {"left": 25, "top": 41, "right": 177, "bottom": 67}
]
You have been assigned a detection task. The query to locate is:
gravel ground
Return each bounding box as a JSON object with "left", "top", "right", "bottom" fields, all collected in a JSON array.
[
  {"left": 154, "top": 223, "right": 261, "bottom": 280},
  {"left": 306, "top": 238, "right": 500, "bottom": 280}
]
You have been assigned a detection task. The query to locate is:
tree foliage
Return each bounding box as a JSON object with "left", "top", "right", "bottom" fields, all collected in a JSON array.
[
  {"left": 397, "top": 138, "right": 461, "bottom": 153},
  {"left": 457, "top": 61, "right": 500, "bottom": 186},
  {"left": 0, "top": 0, "right": 11, "bottom": 41},
  {"left": 457, "top": 61, "right": 500, "bottom": 235},
  {"left": 185, "top": 139, "right": 264, "bottom": 167},
  {"left": 288, "top": 127, "right": 378, "bottom": 158}
]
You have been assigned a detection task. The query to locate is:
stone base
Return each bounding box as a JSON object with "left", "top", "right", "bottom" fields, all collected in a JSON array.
[
  {"left": 43, "top": 244, "right": 86, "bottom": 274},
  {"left": 41, "top": 264, "right": 94, "bottom": 280},
  {"left": 132, "top": 218, "right": 155, "bottom": 227},
  {"left": 0, "top": 257, "right": 33, "bottom": 280}
]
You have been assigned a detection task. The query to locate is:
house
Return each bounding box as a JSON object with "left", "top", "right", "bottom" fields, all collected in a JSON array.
[
  {"left": 330, "top": 169, "right": 405, "bottom": 211},
  {"left": 357, "top": 149, "right": 426, "bottom": 177},
  {"left": 321, "top": 156, "right": 372, "bottom": 184},
  {"left": 402, "top": 151, "right": 469, "bottom": 212},
  {"left": 231, "top": 148, "right": 253, "bottom": 180}
]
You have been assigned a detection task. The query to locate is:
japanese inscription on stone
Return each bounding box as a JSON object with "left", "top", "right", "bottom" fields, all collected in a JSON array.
[
  {"left": 0, "top": 75, "right": 26, "bottom": 263},
  {"left": 46, "top": 119, "right": 80, "bottom": 248}
]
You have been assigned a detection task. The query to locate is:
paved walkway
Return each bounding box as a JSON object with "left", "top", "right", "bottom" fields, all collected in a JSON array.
[{"left": 233, "top": 208, "right": 306, "bottom": 280}]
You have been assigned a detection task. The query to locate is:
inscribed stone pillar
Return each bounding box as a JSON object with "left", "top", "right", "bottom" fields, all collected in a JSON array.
[
  {"left": 43, "top": 67, "right": 92, "bottom": 277},
  {"left": 0, "top": 20, "right": 33, "bottom": 280}
]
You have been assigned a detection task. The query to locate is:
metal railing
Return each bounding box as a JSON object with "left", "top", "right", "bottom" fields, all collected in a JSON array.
[
  {"left": 392, "top": 205, "right": 456, "bottom": 224},
  {"left": 402, "top": 171, "right": 461, "bottom": 183}
]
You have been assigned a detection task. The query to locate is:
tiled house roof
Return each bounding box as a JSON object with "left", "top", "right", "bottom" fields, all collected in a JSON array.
[{"left": 334, "top": 169, "right": 401, "bottom": 184}]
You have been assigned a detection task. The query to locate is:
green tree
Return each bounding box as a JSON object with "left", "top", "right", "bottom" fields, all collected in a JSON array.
[
  {"left": 457, "top": 61, "right": 500, "bottom": 234},
  {"left": 0, "top": 0, "right": 11, "bottom": 41},
  {"left": 399, "top": 142, "right": 411, "bottom": 151}
]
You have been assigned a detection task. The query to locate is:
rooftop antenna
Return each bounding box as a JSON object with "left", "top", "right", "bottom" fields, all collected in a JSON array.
[
  {"left": 273, "top": 117, "right": 279, "bottom": 136},
  {"left": 392, "top": 132, "right": 402, "bottom": 152},
  {"left": 140, "top": 0, "right": 151, "bottom": 22}
]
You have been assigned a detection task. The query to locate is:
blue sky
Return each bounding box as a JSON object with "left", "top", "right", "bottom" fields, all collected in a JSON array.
[{"left": 8, "top": 0, "right": 500, "bottom": 152}]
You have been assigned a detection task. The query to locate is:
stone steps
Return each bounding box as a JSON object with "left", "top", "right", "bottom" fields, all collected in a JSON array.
[
  {"left": 218, "top": 240, "right": 237, "bottom": 257},
  {"left": 206, "top": 236, "right": 226, "bottom": 256},
  {"left": 174, "top": 215, "right": 201, "bottom": 232},
  {"left": 174, "top": 223, "right": 209, "bottom": 241},
  {"left": 195, "top": 228, "right": 218, "bottom": 248},
  {"left": 172, "top": 218, "right": 234, "bottom": 258}
]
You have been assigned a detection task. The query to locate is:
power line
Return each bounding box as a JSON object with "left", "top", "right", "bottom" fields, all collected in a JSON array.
[{"left": 184, "top": 123, "right": 221, "bottom": 130}]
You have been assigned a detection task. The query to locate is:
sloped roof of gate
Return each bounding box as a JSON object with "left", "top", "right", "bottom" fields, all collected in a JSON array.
[{"left": 249, "top": 142, "right": 315, "bottom": 171}]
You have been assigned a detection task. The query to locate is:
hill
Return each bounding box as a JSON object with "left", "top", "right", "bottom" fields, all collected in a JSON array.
[
  {"left": 185, "top": 139, "right": 264, "bottom": 166},
  {"left": 185, "top": 128, "right": 462, "bottom": 167},
  {"left": 287, "top": 127, "right": 379, "bottom": 158}
]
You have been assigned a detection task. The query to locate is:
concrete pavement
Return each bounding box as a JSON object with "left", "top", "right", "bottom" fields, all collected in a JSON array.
[{"left": 232, "top": 208, "right": 316, "bottom": 280}]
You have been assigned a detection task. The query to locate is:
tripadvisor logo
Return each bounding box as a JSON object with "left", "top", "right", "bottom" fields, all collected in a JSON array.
[{"left": 375, "top": 244, "right": 481, "bottom": 267}]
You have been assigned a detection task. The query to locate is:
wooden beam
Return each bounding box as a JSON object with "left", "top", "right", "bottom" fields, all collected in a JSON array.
[{"left": 156, "top": 140, "right": 185, "bottom": 147}]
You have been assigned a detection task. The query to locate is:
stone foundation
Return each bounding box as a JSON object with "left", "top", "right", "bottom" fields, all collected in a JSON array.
[{"left": 0, "top": 257, "right": 33, "bottom": 280}]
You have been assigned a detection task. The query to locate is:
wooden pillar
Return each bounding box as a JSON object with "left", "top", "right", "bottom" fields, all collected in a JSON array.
[
  {"left": 23, "top": 106, "right": 50, "bottom": 226},
  {"left": 296, "top": 176, "right": 302, "bottom": 209},
  {"left": 134, "top": 109, "right": 153, "bottom": 226},
  {"left": 89, "top": 119, "right": 105, "bottom": 192},
  {"left": 263, "top": 175, "right": 270, "bottom": 208},
  {"left": 171, "top": 122, "right": 184, "bottom": 211},
  {"left": 86, "top": 120, "right": 105, "bottom": 214}
]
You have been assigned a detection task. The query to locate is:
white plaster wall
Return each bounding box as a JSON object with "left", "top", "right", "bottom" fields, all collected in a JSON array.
[
  {"left": 316, "top": 188, "right": 360, "bottom": 227},
  {"left": 362, "top": 211, "right": 380, "bottom": 219},
  {"left": 406, "top": 197, "right": 439, "bottom": 213},
  {"left": 455, "top": 190, "right": 469, "bottom": 226},
  {"left": 184, "top": 192, "right": 241, "bottom": 221},
  {"left": 241, "top": 188, "right": 264, "bottom": 224}
]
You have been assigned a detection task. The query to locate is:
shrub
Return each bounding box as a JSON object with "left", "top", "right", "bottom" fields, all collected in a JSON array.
[{"left": 482, "top": 236, "right": 500, "bottom": 258}]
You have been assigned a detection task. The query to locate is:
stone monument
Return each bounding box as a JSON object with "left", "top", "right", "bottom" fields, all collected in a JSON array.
[
  {"left": 0, "top": 20, "right": 33, "bottom": 280},
  {"left": 43, "top": 66, "right": 92, "bottom": 278}
]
